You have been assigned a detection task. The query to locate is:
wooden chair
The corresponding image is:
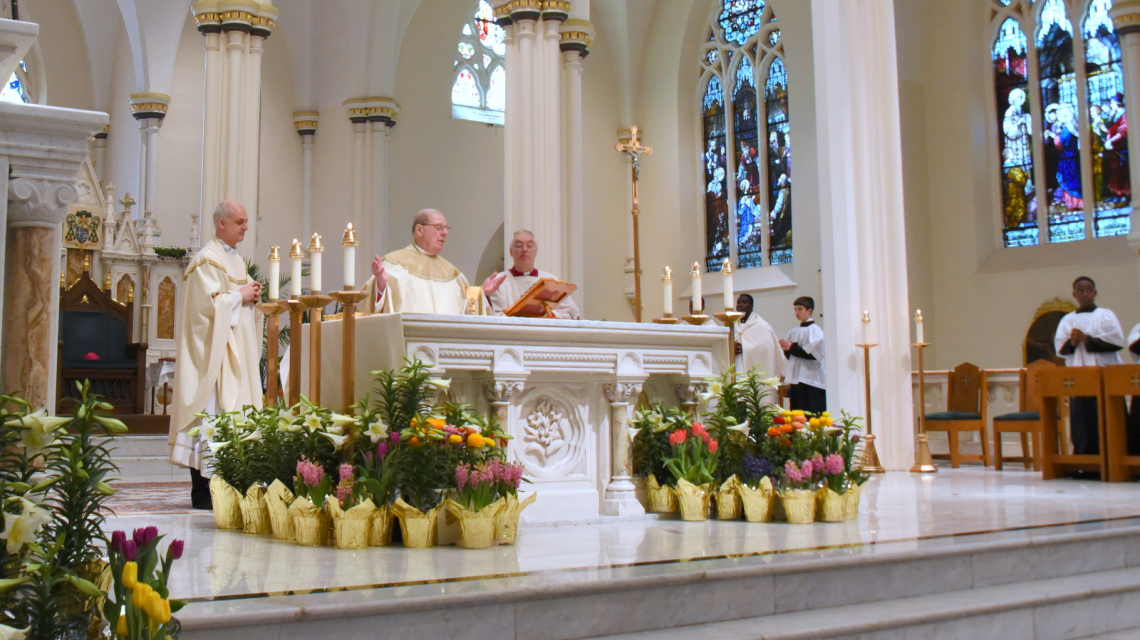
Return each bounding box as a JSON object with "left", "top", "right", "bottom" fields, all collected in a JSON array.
[
  {"left": 925, "top": 362, "right": 990, "bottom": 468},
  {"left": 992, "top": 360, "right": 1055, "bottom": 471},
  {"left": 1102, "top": 364, "right": 1140, "bottom": 482},
  {"left": 1039, "top": 366, "right": 1107, "bottom": 480}
]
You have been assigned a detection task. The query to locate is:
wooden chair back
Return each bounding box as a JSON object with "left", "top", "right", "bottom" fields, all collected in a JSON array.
[
  {"left": 1022, "top": 359, "right": 1056, "bottom": 413},
  {"left": 946, "top": 362, "right": 982, "bottom": 413}
]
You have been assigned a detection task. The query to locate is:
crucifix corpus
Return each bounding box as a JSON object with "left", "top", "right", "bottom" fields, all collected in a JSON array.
[{"left": 615, "top": 126, "right": 652, "bottom": 323}]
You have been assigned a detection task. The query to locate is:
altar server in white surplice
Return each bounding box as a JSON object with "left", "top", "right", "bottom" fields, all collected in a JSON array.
[
  {"left": 780, "top": 296, "right": 826, "bottom": 414},
  {"left": 1054, "top": 276, "right": 1124, "bottom": 456},
  {"left": 365, "top": 209, "right": 475, "bottom": 315},
  {"left": 483, "top": 230, "right": 581, "bottom": 319},
  {"left": 169, "top": 201, "right": 263, "bottom": 509},
  {"left": 734, "top": 293, "right": 784, "bottom": 379}
]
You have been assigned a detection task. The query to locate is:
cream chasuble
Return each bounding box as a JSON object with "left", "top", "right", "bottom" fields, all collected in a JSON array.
[
  {"left": 169, "top": 239, "right": 262, "bottom": 470},
  {"left": 488, "top": 268, "right": 581, "bottom": 319},
  {"left": 364, "top": 244, "right": 471, "bottom": 315},
  {"left": 736, "top": 312, "right": 785, "bottom": 378}
]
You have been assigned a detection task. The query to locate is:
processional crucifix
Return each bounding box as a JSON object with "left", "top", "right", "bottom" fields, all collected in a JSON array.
[{"left": 615, "top": 126, "right": 652, "bottom": 323}]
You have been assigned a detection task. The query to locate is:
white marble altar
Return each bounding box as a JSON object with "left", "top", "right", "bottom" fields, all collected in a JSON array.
[{"left": 299, "top": 313, "right": 731, "bottom": 522}]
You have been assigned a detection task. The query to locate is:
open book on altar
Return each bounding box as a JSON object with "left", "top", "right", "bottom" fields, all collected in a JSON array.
[{"left": 503, "top": 277, "right": 578, "bottom": 318}]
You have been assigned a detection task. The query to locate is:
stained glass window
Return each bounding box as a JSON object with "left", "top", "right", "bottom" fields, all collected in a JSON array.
[
  {"left": 1084, "top": 0, "right": 1131, "bottom": 238},
  {"left": 451, "top": 0, "right": 505, "bottom": 125},
  {"left": 1037, "top": 0, "right": 1084, "bottom": 243},
  {"left": 0, "top": 61, "right": 28, "bottom": 105},
  {"left": 994, "top": 18, "right": 1038, "bottom": 247},
  {"left": 701, "top": 0, "right": 789, "bottom": 272},
  {"left": 703, "top": 76, "right": 730, "bottom": 273}
]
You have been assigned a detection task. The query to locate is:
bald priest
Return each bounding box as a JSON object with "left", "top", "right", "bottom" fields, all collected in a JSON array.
[{"left": 483, "top": 230, "right": 580, "bottom": 319}]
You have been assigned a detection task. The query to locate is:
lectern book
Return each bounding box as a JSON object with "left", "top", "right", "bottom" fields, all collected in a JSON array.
[{"left": 503, "top": 278, "right": 578, "bottom": 318}]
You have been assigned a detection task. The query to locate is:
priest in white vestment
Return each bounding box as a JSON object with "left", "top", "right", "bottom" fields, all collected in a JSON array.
[
  {"left": 169, "top": 201, "right": 263, "bottom": 508},
  {"left": 734, "top": 293, "right": 784, "bottom": 379},
  {"left": 365, "top": 209, "right": 479, "bottom": 315},
  {"left": 483, "top": 230, "right": 581, "bottom": 319}
]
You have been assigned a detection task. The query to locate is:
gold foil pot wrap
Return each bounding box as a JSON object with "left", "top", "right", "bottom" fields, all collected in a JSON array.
[
  {"left": 494, "top": 492, "right": 536, "bottom": 545},
  {"left": 674, "top": 479, "right": 712, "bottom": 522},
  {"left": 266, "top": 479, "right": 296, "bottom": 540},
  {"left": 209, "top": 475, "right": 243, "bottom": 530},
  {"left": 844, "top": 482, "right": 864, "bottom": 521},
  {"left": 816, "top": 487, "right": 847, "bottom": 523},
  {"left": 369, "top": 503, "right": 394, "bottom": 546},
  {"left": 392, "top": 498, "right": 441, "bottom": 548},
  {"left": 289, "top": 496, "right": 331, "bottom": 546},
  {"left": 445, "top": 499, "right": 503, "bottom": 549},
  {"left": 778, "top": 488, "right": 817, "bottom": 524},
  {"left": 329, "top": 497, "right": 377, "bottom": 550},
  {"left": 737, "top": 476, "right": 775, "bottom": 523},
  {"left": 239, "top": 484, "right": 271, "bottom": 535},
  {"left": 645, "top": 473, "right": 676, "bottom": 514},
  {"left": 715, "top": 475, "right": 742, "bottom": 521}
]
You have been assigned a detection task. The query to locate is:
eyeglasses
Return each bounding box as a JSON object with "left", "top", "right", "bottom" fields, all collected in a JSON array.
[{"left": 420, "top": 223, "right": 452, "bottom": 232}]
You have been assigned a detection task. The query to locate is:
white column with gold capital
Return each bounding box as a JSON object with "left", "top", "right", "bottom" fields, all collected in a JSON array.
[
  {"left": 561, "top": 19, "right": 592, "bottom": 313},
  {"left": 1110, "top": 3, "right": 1140, "bottom": 256},
  {"left": 128, "top": 94, "right": 169, "bottom": 219},
  {"left": 293, "top": 112, "right": 318, "bottom": 241},
  {"left": 343, "top": 98, "right": 399, "bottom": 274}
]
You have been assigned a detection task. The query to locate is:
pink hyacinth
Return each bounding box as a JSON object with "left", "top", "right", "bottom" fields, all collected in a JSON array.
[
  {"left": 339, "top": 463, "right": 354, "bottom": 482},
  {"left": 800, "top": 459, "right": 814, "bottom": 478},
  {"left": 811, "top": 453, "right": 824, "bottom": 476},
  {"left": 456, "top": 464, "right": 470, "bottom": 490},
  {"left": 390, "top": 431, "right": 400, "bottom": 445},
  {"left": 336, "top": 482, "right": 352, "bottom": 503},
  {"left": 784, "top": 459, "right": 802, "bottom": 484},
  {"left": 297, "top": 456, "right": 324, "bottom": 487},
  {"left": 824, "top": 453, "right": 844, "bottom": 475}
]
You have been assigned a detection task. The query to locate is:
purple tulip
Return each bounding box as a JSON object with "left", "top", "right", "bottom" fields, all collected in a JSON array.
[
  {"left": 169, "top": 539, "right": 184, "bottom": 560},
  {"left": 389, "top": 431, "right": 400, "bottom": 445},
  {"left": 121, "top": 540, "right": 137, "bottom": 561},
  {"left": 110, "top": 530, "right": 126, "bottom": 554},
  {"left": 376, "top": 442, "right": 388, "bottom": 459},
  {"left": 852, "top": 434, "right": 861, "bottom": 444}
]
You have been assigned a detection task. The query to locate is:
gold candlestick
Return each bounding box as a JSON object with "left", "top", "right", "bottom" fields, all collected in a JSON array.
[
  {"left": 857, "top": 327, "right": 885, "bottom": 473},
  {"left": 299, "top": 292, "right": 334, "bottom": 405},
  {"left": 279, "top": 299, "right": 307, "bottom": 406},
  {"left": 713, "top": 309, "right": 745, "bottom": 369},
  {"left": 911, "top": 340, "right": 937, "bottom": 473},
  {"left": 328, "top": 290, "right": 368, "bottom": 411},
  {"left": 257, "top": 301, "right": 287, "bottom": 406}
]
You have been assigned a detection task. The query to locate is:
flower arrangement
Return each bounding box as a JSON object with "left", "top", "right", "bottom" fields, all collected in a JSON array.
[
  {"left": 294, "top": 456, "right": 331, "bottom": 508},
  {"left": 105, "top": 526, "right": 186, "bottom": 639},
  {"left": 663, "top": 423, "right": 719, "bottom": 486},
  {"left": 454, "top": 459, "right": 525, "bottom": 513}
]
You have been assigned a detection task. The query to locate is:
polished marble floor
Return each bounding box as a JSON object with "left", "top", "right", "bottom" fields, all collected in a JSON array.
[{"left": 105, "top": 467, "right": 1140, "bottom": 610}]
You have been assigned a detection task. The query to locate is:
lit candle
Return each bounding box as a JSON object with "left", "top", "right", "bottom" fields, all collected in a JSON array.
[
  {"left": 267, "top": 245, "right": 281, "bottom": 301},
  {"left": 289, "top": 239, "right": 304, "bottom": 299},
  {"left": 342, "top": 223, "right": 358, "bottom": 290},
  {"left": 861, "top": 310, "right": 871, "bottom": 345},
  {"left": 690, "top": 262, "right": 702, "bottom": 313},
  {"left": 722, "top": 258, "right": 734, "bottom": 311},
  {"left": 662, "top": 267, "right": 673, "bottom": 316},
  {"left": 308, "top": 233, "right": 324, "bottom": 293},
  {"left": 915, "top": 309, "right": 925, "bottom": 344}
]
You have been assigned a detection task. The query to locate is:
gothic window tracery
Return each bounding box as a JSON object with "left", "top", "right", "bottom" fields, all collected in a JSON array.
[{"left": 451, "top": 0, "right": 506, "bottom": 125}]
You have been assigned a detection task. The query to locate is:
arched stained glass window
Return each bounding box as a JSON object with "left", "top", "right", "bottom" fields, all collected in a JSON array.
[
  {"left": 700, "top": 0, "right": 788, "bottom": 271},
  {"left": 990, "top": 0, "right": 1131, "bottom": 248},
  {"left": 1084, "top": 0, "right": 1131, "bottom": 237},
  {"left": 451, "top": 0, "right": 505, "bottom": 125}
]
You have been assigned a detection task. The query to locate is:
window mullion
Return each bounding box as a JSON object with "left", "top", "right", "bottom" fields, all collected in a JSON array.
[
  {"left": 1025, "top": 27, "right": 1051, "bottom": 244},
  {"left": 757, "top": 52, "right": 772, "bottom": 267},
  {"left": 1071, "top": 7, "right": 1097, "bottom": 241},
  {"left": 725, "top": 60, "right": 740, "bottom": 268}
]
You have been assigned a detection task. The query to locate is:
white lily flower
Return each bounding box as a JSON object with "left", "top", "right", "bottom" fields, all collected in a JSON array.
[
  {"left": 366, "top": 420, "right": 389, "bottom": 443},
  {"left": 277, "top": 409, "right": 296, "bottom": 427},
  {"left": 303, "top": 414, "right": 324, "bottom": 432},
  {"left": 319, "top": 431, "right": 347, "bottom": 450},
  {"left": 326, "top": 424, "right": 344, "bottom": 435},
  {"left": 708, "top": 381, "right": 723, "bottom": 395},
  {"left": 329, "top": 413, "right": 359, "bottom": 429},
  {"left": 241, "top": 429, "right": 262, "bottom": 442},
  {"left": 1, "top": 497, "right": 52, "bottom": 555},
  {"left": 282, "top": 420, "right": 303, "bottom": 433},
  {"left": 758, "top": 376, "right": 782, "bottom": 388},
  {"left": 727, "top": 420, "right": 750, "bottom": 434},
  {"left": 0, "top": 623, "right": 28, "bottom": 640},
  {"left": 427, "top": 378, "right": 451, "bottom": 392},
  {"left": 628, "top": 426, "right": 642, "bottom": 441},
  {"left": 208, "top": 441, "right": 230, "bottom": 454},
  {"left": 200, "top": 419, "right": 219, "bottom": 442},
  {"left": 18, "top": 409, "right": 69, "bottom": 455}
]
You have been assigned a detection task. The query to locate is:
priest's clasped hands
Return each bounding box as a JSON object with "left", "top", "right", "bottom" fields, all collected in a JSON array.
[{"left": 240, "top": 281, "right": 262, "bottom": 303}]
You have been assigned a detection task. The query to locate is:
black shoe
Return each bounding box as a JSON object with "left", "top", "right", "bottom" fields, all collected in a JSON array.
[
  {"left": 190, "top": 468, "right": 212, "bottom": 510},
  {"left": 191, "top": 493, "right": 213, "bottom": 510}
]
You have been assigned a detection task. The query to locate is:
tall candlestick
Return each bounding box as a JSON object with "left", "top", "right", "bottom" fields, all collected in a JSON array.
[
  {"left": 691, "top": 262, "right": 702, "bottom": 312},
  {"left": 342, "top": 223, "right": 358, "bottom": 290},
  {"left": 861, "top": 310, "right": 871, "bottom": 344},
  {"left": 289, "top": 239, "right": 304, "bottom": 299},
  {"left": 662, "top": 267, "right": 673, "bottom": 316},
  {"left": 915, "top": 309, "right": 925, "bottom": 344},
  {"left": 721, "top": 259, "right": 734, "bottom": 310},
  {"left": 308, "top": 233, "right": 324, "bottom": 293},
  {"left": 267, "top": 245, "right": 281, "bottom": 301}
]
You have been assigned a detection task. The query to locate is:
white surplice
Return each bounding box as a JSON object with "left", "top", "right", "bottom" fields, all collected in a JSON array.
[
  {"left": 1053, "top": 307, "right": 1125, "bottom": 367},
  {"left": 784, "top": 321, "right": 825, "bottom": 390},
  {"left": 488, "top": 268, "right": 581, "bottom": 319}
]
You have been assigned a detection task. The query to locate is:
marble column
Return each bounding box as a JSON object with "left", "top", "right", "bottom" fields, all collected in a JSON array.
[
  {"left": 483, "top": 379, "right": 525, "bottom": 433},
  {"left": 602, "top": 380, "right": 645, "bottom": 516},
  {"left": 560, "top": 21, "right": 591, "bottom": 312},
  {"left": 344, "top": 97, "right": 399, "bottom": 271},
  {"left": 128, "top": 94, "right": 168, "bottom": 218},
  {"left": 1110, "top": 3, "right": 1140, "bottom": 253},
  {"left": 92, "top": 124, "right": 108, "bottom": 185},
  {"left": 811, "top": 0, "right": 914, "bottom": 470},
  {"left": 370, "top": 103, "right": 397, "bottom": 256},
  {"left": 674, "top": 381, "right": 709, "bottom": 416},
  {"left": 293, "top": 112, "right": 318, "bottom": 242}
]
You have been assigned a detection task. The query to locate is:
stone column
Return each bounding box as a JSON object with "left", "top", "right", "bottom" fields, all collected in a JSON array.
[
  {"left": 602, "top": 380, "right": 645, "bottom": 516},
  {"left": 674, "top": 381, "right": 709, "bottom": 416},
  {"left": 293, "top": 112, "right": 318, "bottom": 241},
  {"left": 128, "top": 94, "right": 169, "bottom": 218},
  {"left": 1110, "top": 3, "right": 1140, "bottom": 251},
  {"left": 811, "top": 0, "right": 914, "bottom": 470},
  {"left": 344, "top": 97, "right": 399, "bottom": 267},
  {"left": 560, "top": 21, "right": 591, "bottom": 310},
  {"left": 483, "top": 379, "right": 524, "bottom": 432},
  {"left": 92, "top": 125, "right": 109, "bottom": 185}
]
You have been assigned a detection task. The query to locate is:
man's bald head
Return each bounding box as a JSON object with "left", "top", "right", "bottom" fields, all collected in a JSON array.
[
  {"left": 213, "top": 201, "right": 248, "bottom": 248},
  {"left": 411, "top": 209, "right": 449, "bottom": 255}
]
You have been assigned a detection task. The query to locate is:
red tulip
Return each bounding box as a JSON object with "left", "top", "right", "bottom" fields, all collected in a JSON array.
[
  {"left": 169, "top": 539, "right": 184, "bottom": 560},
  {"left": 708, "top": 440, "right": 719, "bottom": 453}
]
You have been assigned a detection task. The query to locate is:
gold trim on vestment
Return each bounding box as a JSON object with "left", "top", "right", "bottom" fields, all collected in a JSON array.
[
  {"left": 184, "top": 258, "right": 250, "bottom": 285},
  {"left": 383, "top": 245, "right": 460, "bottom": 282}
]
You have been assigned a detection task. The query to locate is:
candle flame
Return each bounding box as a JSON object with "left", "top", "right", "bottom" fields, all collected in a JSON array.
[{"left": 690, "top": 262, "right": 701, "bottom": 278}]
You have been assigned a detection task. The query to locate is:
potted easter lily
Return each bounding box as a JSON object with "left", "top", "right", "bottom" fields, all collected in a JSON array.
[
  {"left": 192, "top": 410, "right": 247, "bottom": 530},
  {"left": 663, "top": 422, "right": 719, "bottom": 521},
  {"left": 630, "top": 403, "right": 687, "bottom": 514},
  {"left": 327, "top": 463, "right": 376, "bottom": 550}
]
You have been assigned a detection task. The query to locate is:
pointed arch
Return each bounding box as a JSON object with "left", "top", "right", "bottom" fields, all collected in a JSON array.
[{"left": 451, "top": 0, "right": 505, "bottom": 125}]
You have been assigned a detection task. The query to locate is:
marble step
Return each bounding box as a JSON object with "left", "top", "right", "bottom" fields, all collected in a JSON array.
[
  {"left": 105, "top": 435, "right": 180, "bottom": 482},
  {"left": 104, "top": 434, "right": 169, "bottom": 457}
]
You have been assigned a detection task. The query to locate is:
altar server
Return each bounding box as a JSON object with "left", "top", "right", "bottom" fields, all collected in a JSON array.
[
  {"left": 735, "top": 294, "right": 784, "bottom": 379},
  {"left": 1054, "top": 276, "right": 1124, "bottom": 456},
  {"left": 169, "top": 201, "right": 263, "bottom": 509},
  {"left": 483, "top": 230, "right": 581, "bottom": 319},
  {"left": 780, "top": 296, "right": 826, "bottom": 414},
  {"left": 366, "top": 209, "right": 477, "bottom": 315}
]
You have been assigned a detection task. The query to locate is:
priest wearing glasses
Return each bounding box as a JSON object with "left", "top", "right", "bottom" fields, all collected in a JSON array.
[{"left": 483, "top": 230, "right": 581, "bottom": 319}]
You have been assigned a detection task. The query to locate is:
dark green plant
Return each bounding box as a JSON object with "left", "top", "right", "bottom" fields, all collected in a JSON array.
[
  {"left": 153, "top": 246, "right": 189, "bottom": 259},
  {"left": 630, "top": 403, "right": 689, "bottom": 487}
]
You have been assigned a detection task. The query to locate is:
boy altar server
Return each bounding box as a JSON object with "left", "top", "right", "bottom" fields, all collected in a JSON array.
[{"left": 780, "top": 296, "right": 826, "bottom": 414}]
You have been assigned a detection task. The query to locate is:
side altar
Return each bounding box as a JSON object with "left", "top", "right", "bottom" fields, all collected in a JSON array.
[{"left": 298, "top": 313, "right": 729, "bottom": 522}]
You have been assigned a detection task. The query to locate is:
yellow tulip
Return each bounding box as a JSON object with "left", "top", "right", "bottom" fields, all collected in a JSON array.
[
  {"left": 146, "top": 591, "right": 164, "bottom": 620},
  {"left": 116, "top": 614, "right": 128, "bottom": 637},
  {"left": 131, "top": 585, "right": 145, "bottom": 608},
  {"left": 161, "top": 598, "right": 171, "bottom": 623},
  {"left": 121, "top": 561, "right": 138, "bottom": 589}
]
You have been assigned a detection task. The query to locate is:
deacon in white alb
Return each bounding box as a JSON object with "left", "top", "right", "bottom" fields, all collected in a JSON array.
[
  {"left": 734, "top": 293, "right": 784, "bottom": 379},
  {"left": 365, "top": 209, "right": 480, "bottom": 315},
  {"left": 169, "top": 201, "right": 263, "bottom": 509},
  {"left": 482, "top": 230, "right": 581, "bottom": 319}
]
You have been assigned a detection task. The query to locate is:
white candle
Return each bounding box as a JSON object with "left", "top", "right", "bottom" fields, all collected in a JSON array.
[
  {"left": 915, "top": 310, "right": 925, "bottom": 344},
  {"left": 267, "top": 246, "right": 280, "bottom": 301},
  {"left": 722, "top": 259, "right": 734, "bottom": 311},
  {"left": 690, "top": 263, "right": 702, "bottom": 313},
  {"left": 289, "top": 239, "right": 304, "bottom": 299},
  {"left": 308, "top": 233, "right": 323, "bottom": 293},
  {"left": 663, "top": 267, "right": 673, "bottom": 316},
  {"left": 861, "top": 310, "right": 871, "bottom": 345},
  {"left": 342, "top": 223, "right": 358, "bottom": 290}
]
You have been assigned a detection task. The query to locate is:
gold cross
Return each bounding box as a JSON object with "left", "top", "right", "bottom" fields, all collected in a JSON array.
[
  {"left": 1063, "top": 377, "right": 1076, "bottom": 389},
  {"left": 614, "top": 126, "right": 653, "bottom": 196}
]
